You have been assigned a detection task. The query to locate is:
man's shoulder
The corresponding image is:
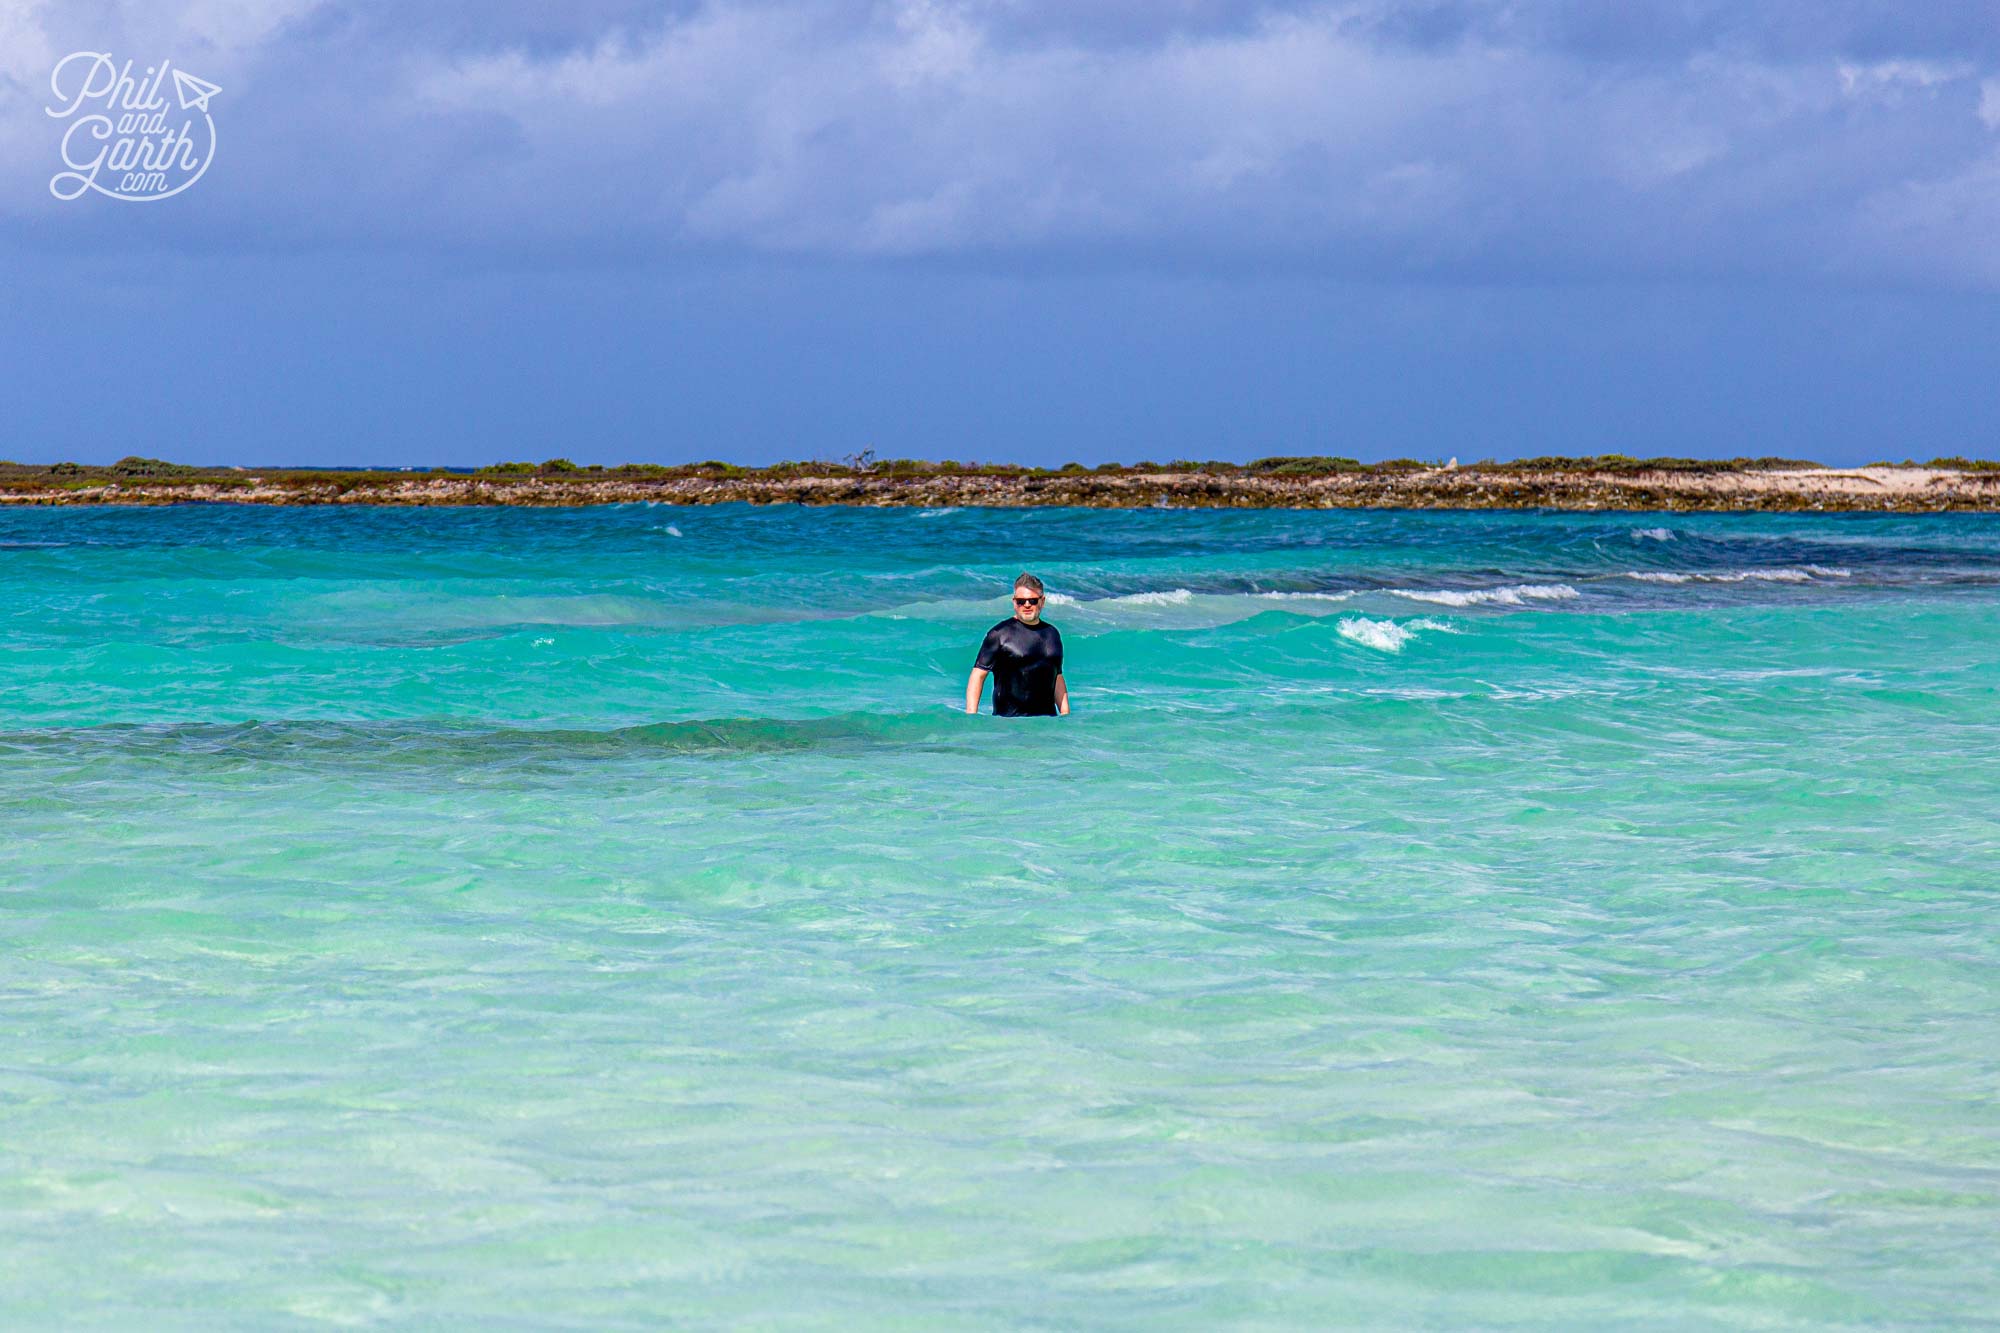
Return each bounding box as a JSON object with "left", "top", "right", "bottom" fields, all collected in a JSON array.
[{"left": 985, "top": 617, "right": 1016, "bottom": 635}]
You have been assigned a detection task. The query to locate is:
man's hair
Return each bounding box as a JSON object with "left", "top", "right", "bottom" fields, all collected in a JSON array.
[{"left": 1013, "top": 573, "right": 1044, "bottom": 595}]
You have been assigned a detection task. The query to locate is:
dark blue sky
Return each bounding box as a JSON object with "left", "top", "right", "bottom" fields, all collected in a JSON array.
[{"left": 5, "top": 1, "right": 1999, "bottom": 466}]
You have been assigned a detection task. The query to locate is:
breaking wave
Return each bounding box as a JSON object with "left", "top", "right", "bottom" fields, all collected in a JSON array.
[
  {"left": 1388, "top": 583, "right": 1580, "bottom": 607},
  {"left": 1625, "top": 566, "right": 1852, "bottom": 585},
  {"left": 1336, "top": 617, "right": 1456, "bottom": 652},
  {"left": 1104, "top": 589, "right": 1194, "bottom": 606}
]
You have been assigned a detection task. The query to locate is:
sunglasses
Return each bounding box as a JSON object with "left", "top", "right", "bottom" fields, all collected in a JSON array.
[{"left": 1014, "top": 596, "right": 1043, "bottom": 605}]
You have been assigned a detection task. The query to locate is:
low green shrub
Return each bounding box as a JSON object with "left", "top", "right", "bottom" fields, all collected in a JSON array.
[
  {"left": 111, "top": 455, "right": 198, "bottom": 477},
  {"left": 1246, "top": 456, "right": 1365, "bottom": 475},
  {"left": 1496, "top": 455, "right": 1823, "bottom": 474}
]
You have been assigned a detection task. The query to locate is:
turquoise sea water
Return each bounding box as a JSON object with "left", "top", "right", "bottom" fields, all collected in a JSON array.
[{"left": 3, "top": 504, "right": 1997, "bottom": 1328}]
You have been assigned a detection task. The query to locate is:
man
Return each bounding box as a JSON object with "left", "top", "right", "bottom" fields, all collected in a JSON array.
[{"left": 965, "top": 573, "right": 1069, "bottom": 716}]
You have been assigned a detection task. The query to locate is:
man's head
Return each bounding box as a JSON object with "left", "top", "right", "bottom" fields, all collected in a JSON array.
[{"left": 1012, "top": 573, "right": 1046, "bottom": 624}]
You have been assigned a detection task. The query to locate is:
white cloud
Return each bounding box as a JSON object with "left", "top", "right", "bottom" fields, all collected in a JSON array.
[
  {"left": 0, "top": 0, "right": 54, "bottom": 88},
  {"left": 1837, "top": 58, "right": 1970, "bottom": 100}
]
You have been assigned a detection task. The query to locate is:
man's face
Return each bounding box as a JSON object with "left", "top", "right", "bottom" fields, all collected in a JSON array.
[{"left": 1012, "top": 587, "right": 1044, "bottom": 624}]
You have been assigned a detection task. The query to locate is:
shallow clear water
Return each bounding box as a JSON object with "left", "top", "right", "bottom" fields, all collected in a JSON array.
[{"left": 3, "top": 504, "right": 1997, "bottom": 1328}]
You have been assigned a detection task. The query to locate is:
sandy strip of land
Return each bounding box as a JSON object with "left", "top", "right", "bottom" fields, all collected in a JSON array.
[{"left": 5, "top": 466, "right": 1999, "bottom": 511}]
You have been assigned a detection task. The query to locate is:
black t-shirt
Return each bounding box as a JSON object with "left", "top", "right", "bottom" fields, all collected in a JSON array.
[{"left": 974, "top": 618, "right": 1064, "bottom": 716}]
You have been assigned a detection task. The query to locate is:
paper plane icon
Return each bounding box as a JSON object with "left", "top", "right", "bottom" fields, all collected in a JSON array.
[{"left": 172, "top": 68, "right": 221, "bottom": 112}]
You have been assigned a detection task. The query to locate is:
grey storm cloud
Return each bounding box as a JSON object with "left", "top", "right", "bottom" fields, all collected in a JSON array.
[{"left": 6, "top": 0, "right": 1999, "bottom": 285}]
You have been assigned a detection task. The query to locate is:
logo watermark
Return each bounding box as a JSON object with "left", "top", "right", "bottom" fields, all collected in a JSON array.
[{"left": 47, "top": 53, "right": 219, "bottom": 202}]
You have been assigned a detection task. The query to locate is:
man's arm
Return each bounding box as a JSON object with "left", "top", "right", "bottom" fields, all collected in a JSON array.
[
  {"left": 965, "top": 667, "right": 989, "bottom": 714},
  {"left": 1054, "top": 673, "right": 1069, "bottom": 715}
]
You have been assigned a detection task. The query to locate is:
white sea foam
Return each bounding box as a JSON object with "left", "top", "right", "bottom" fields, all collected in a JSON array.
[
  {"left": 1254, "top": 591, "right": 1354, "bottom": 602},
  {"left": 1729, "top": 568, "right": 1812, "bottom": 583},
  {"left": 1390, "top": 583, "right": 1579, "bottom": 607},
  {"left": 1337, "top": 616, "right": 1456, "bottom": 652},
  {"left": 1108, "top": 589, "right": 1194, "bottom": 606},
  {"left": 658, "top": 524, "right": 683, "bottom": 537},
  {"left": 1339, "top": 618, "right": 1413, "bottom": 651},
  {"left": 1631, "top": 527, "right": 1677, "bottom": 541},
  {"left": 917, "top": 508, "right": 960, "bottom": 517},
  {"left": 1044, "top": 592, "right": 1079, "bottom": 605},
  {"left": 1625, "top": 566, "right": 1851, "bottom": 585}
]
